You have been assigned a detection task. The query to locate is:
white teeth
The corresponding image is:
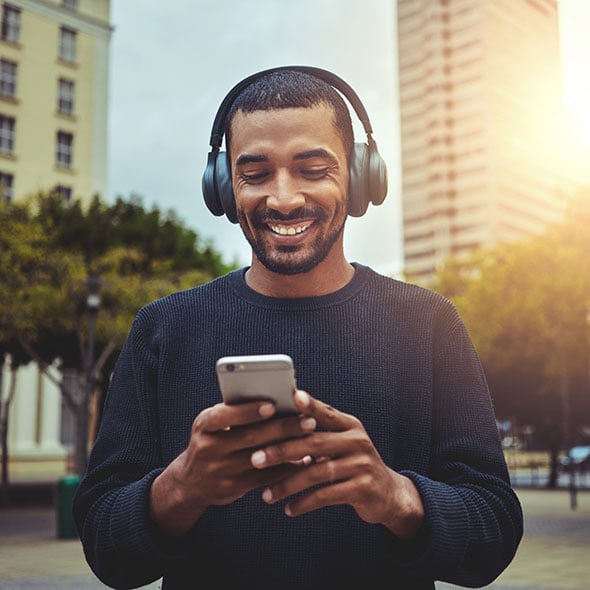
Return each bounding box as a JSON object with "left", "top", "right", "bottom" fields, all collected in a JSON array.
[{"left": 270, "top": 224, "right": 310, "bottom": 235}]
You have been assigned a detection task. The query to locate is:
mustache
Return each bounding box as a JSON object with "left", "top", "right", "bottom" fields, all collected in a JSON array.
[{"left": 251, "top": 206, "right": 328, "bottom": 224}]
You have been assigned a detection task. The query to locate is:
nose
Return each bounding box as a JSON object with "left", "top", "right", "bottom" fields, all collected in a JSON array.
[{"left": 265, "top": 169, "right": 306, "bottom": 214}]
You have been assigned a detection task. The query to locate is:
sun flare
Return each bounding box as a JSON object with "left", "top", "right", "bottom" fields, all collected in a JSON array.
[
  {"left": 560, "top": 1, "right": 590, "bottom": 152},
  {"left": 577, "top": 112, "right": 590, "bottom": 151}
]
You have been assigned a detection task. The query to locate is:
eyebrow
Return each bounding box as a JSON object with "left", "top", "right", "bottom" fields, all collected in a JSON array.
[
  {"left": 235, "top": 153, "right": 268, "bottom": 166},
  {"left": 235, "top": 148, "right": 337, "bottom": 167},
  {"left": 294, "top": 148, "right": 337, "bottom": 163}
]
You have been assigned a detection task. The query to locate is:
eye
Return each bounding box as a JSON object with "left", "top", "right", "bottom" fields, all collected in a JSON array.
[
  {"left": 240, "top": 171, "right": 270, "bottom": 184},
  {"left": 300, "top": 166, "right": 332, "bottom": 180}
]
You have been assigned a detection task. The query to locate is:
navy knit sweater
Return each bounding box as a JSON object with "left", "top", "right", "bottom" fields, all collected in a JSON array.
[{"left": 73, "top": 264, "right": 523, "bottom": 589}]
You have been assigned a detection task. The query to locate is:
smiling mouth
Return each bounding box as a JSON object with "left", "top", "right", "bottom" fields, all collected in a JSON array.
[{"left": 269, "top": 223, "right": 312, "bottom": 236}]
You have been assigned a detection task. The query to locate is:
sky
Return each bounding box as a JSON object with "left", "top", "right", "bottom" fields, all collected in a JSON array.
[{"left": 106, "top": 0, "right": 590, "bottom": 277}]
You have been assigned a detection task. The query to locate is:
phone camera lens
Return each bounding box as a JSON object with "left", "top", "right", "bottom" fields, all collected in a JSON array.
[{"left": 226, "top": 364, "right": 235, "bottom": 372}]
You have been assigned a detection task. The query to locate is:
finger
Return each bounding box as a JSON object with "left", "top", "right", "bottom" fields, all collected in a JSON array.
[
  {"left": 203, "top": 461, "right": 303, "bottom": 507},
  {"left": 223, "top": 413, "right": 317, "bottom": 454},
  {"left": 285, "top": 479, "right": 358, "bottom": 517},
  {"left": 293, "top": 390, "right": 358, "bottom": 432},
  {"left": 251, "top": 430, "right": 354, "bottom": 469},
  {"left": 291, "top": 455, "right": 313, "bottom": 466},
  {"left": 195, "top": 401, "right": 276, "bottom": 433},
  {"left": 261, "top": 457, "right": 345, "bottom": 503},
  {"left": 240, "top": 461, "right": 304, "bottom": 495}
]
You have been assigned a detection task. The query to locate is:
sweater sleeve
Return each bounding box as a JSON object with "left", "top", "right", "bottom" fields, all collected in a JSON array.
[
  {"left": 73, "top": 310, "right": 194, "bottom": 589},
  {"left": 391, "top": 307, "right": 523, "bottom": 587}
]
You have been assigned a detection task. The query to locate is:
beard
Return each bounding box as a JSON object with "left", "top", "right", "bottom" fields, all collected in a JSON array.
[{"left": 238, "top": 204, "right": 347, "bottom": 275}]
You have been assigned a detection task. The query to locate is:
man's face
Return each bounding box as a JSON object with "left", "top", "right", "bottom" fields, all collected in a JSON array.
[{"left": 229, "top": 104, "right": 350, "bottom": 275}]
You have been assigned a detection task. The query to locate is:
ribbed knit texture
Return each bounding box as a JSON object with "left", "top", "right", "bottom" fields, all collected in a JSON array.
[{"left": 73, "top": 264, "right": 522, "bottom": 589}]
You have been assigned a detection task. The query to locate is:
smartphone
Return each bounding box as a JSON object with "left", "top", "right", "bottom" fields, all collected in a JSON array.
[{"left": 216, "top": 354, "right": 298, "bottom": 416}]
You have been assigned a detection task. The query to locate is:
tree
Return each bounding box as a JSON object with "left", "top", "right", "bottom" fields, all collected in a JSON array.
[
  {"left": 0, "top": 339, "right": 31, "bottom": 503},
  {"left": 0, "top": 199, "right": 80, "bottom": 495},
  {"left": 0, "top": 193, "right": 234, "bottom": 480},
  {"left": 431, "top": 192, "right": 590, "bottom": 486}
]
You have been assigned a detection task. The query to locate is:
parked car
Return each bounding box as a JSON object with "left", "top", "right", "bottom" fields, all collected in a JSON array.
[{"left": 560, "top": 446, "right": 590, "bottom": 473}]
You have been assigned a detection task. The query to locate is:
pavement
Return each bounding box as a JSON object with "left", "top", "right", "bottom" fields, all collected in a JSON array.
[{"left": 0, "top": 480, "right": 589, "bottom": 589}]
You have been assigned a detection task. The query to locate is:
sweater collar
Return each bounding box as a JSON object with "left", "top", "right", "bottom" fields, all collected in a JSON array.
[{"left": 227, "top": 262, "right": 372, "bottom": 310}]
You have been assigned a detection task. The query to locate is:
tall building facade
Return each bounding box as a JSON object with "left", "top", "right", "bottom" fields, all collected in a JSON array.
[
  {"left": 397, "top": 0, "right": 581, "bottom": 282},
  {"left": 0, "top": 0, "right": 111, "bottom": 467},
  {"left": 0, "top": 0, "right": 111, "bottom": 203}
]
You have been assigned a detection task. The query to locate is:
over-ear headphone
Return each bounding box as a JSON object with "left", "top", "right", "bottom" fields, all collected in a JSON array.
[{"left": 202, "top": 66, "right": 388, "bottom": 224}]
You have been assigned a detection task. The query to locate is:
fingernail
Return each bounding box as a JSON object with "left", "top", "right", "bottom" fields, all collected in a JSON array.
[
  {"left": 300, "top": 416, "right": 316, "bottom": 431},
  {"left": 259, "top": 403, "right": 275, "bottom": 418},
  {"left": 262, "top": 488, "right": 273, "bottom": 503},
  {"left": 295, "top": 390, "right": 310, "bottom": 406},
  {"left": 251, "top": 450, "right": 266, "bottom": 467},
  {"left": 285, "top": 504, "right": 293, "bottom": 516}
]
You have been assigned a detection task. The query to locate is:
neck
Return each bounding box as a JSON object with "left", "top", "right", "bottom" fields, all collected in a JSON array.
[{"left": 245, "top": 251, "right": 355, "bottom": 298}]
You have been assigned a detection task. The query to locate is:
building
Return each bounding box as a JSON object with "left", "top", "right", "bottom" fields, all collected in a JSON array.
[
  {"left": 0, "top": 0, "right": 111, "bottom": 470},
  {"left": 0, "top": 0, "right": 111, "bottom": 203},
  {"left": 397, "top": 0, "right": 584, "bottom": 282}
]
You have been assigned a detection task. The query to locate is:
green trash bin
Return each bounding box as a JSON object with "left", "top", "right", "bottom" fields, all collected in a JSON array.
[{"left": 56, "top": 474, "right": 81, "bottom": 539}]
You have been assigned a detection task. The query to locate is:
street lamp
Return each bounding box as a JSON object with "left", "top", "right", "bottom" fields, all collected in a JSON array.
[{"left": 75, "top": 274, "right": 101, "bottom": 477}]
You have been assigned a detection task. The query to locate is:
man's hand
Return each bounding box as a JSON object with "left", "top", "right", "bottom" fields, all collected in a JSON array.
[
  {"left": 150, "top": 400, "right": 316, "bottom": 536},
  {"left": 251, "top": 390, "right": 425, "bottom": 540}
]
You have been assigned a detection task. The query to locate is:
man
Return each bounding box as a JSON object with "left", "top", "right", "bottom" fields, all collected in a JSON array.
[{"left": 74, "top": 68, "right": 523, "bottom": 589}]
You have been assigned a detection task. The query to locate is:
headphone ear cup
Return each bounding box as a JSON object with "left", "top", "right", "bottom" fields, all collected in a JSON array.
[
  {"left": 214, "top": 152, "right": 238, "bottom": 224},
  {"left": 368, "top": 143, "right": 388, "bottom": 207},
  {"left": 347, "top": 143, "right": 370, "bottom": 217},
  {"left": 347, "top": 142, "right": 388, "bottom": 217},
  {"left": 202, "top": 151, "right": 225, "bottom": 217}
]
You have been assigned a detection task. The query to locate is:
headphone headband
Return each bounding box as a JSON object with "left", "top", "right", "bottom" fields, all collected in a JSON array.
[{"left": 208, "top": 65, "right": 375, "bottom": 150}]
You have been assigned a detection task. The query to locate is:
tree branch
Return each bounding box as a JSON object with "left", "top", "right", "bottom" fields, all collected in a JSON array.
[
  {"left": 17, "top": 337, "right": 77, "bottom": 412},
  {"left": 93, "top": 337, "right": 118, "bottom": 379}
]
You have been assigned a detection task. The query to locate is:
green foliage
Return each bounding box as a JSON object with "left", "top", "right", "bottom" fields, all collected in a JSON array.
[
  {"left": 1, "top": 200, "right": 84, "bottom": 360},
  {"left": 0, "top": 192, "right": 235, "bottom": 476},
  {"left": 37, "top": 192, "right": 231, "bottom": 275},
  {"left": 431, "top": 191, "right": 590, "bottom": 449},
  {"left": 0, "top": 192, "right": 235, "bottom": 371}
]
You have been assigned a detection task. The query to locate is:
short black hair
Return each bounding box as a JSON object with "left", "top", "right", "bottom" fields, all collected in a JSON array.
[{"left": 225, "top": 69, "right": 354, "bottom": 162}]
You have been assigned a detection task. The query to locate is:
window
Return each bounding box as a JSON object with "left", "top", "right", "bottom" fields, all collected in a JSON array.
[
  {"left": 62, "top": 0, "right": 78, "bottom": 10},
  {"left": 0, "top": 59, "right": 16, "bottom": 97},
  {"left": 1, "top": 4, "right": 20, "bottom": 44},
  {"left": 0, "top": 114, "right": 15, "bottom": 154},
  {"left": 56, "top": 131, "right": 73, "bottom": 168},
  {"left": 0, "top": 170, "right": 13, "bottom": 201},
  {"left": 59, "top": 26, "right": 77, "bottom": 63},
  {"left": 54, "top": 184, "right": 72, "bottom": 201},
  {"left": 58, "top": 78, "right": 74, "bottom": 114}
]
